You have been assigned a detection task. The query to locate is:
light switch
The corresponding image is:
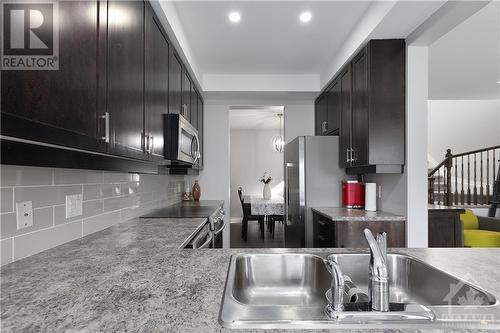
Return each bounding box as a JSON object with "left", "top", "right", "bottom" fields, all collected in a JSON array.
[
  {"left": 16, "top": 201, "right": 33, "bottom": 230},
  {"left": 65, "top": 194, "right": 83, "bottom": 218}
]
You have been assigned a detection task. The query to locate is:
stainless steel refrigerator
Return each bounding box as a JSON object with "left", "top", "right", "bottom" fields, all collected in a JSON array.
[{"left": 284, "top": 136, "right": 351, "bottom": 247}]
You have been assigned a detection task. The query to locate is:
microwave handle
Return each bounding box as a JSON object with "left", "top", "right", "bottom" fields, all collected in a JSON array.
[{"left": 192, "top": 134, "right": 200, "bottom": 164}]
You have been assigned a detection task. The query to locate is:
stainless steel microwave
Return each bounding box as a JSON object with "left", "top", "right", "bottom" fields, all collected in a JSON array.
[{"left": 163, "top": 114, "right": 200, "bottom": 165}]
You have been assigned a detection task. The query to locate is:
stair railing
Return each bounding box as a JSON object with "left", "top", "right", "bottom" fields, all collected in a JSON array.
[{"left": 428, "top": 145, "right": 500, "bottom": 206}]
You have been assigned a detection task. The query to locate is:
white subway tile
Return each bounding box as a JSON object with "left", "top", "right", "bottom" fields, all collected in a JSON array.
[
  {"left": 0, "top": 165, "right": 53, "bottom": 186},
  {"left": 82, "top": 211, "right": 120, "bottom": 236},
  {"left": 1, "top": 188, "right": 13, "bottom": 213},
  {"left": 1, "top": 238, "right": 13, "bottom": 266},
  {"left": 13, "top": 221, "right": 82, "bottom": 261},
  {"left": 1, "top": 207, "right": 53, "bottom": 239},
  {"left": 54, "top": 168, "right": 103, "bottom": 185},
  {"left": 14, "top": 185, "right": 82, "bottom": 208}
]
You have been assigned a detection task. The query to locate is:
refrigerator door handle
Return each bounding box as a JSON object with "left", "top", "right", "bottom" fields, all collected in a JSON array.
[{"left": 285, "top": 163, "right": 294, "bottom": 226}]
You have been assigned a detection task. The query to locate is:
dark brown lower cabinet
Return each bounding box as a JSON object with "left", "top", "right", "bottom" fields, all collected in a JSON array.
[
  {"left": 313, "top": 212, "right": 406, "bottom": 248},
  {"left": 428, "top": 207, "right": 465, "bottom": 247}
]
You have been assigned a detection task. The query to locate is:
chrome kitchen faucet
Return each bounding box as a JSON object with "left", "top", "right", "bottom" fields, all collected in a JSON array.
[
  {"left": 325, "top": 228, "right": 390, "bottom": 319},
  {"left": 364, "top": 228, "right": 390, "bottom": 312}
]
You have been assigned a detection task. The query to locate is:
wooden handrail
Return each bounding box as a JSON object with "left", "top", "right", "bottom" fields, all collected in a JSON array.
[
  {"left": 451, "top": 145, "right": 500, "bottom": 158},
  {"left": 428, "top": 159, "right": 447, "bottom": 177},
  {"left": 429, "top": 145, "right": 500, "bottom": 177}
]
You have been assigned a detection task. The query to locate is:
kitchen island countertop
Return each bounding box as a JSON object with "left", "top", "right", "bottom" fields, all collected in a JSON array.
[{"left": 1, "top": 218, "right": 499, "bottom": 332}]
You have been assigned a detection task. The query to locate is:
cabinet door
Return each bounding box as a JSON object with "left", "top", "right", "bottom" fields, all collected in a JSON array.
[
  {"left": 107, "top": 0, "right": 145, "bottom": 159},
  {"left": 336, "top": 221, "right": 406, "bottom": 248},
  {"left": 351, "top": 48, "right": 369, "bottom": 166},
  {"left": 1, "top": 1, "right": 103, "bottom": 152},
  {"left": 314, "top": 94, "right": 328, "bottom": 136},
  {"left": 169, "top": 50, "right": 183, "bottom": 115},
  {"left": 181, "top": 70, "right": 192, "bottom": 122},
  {"left": 196, "top": 92, "right": 204, "bottom": 169},
  {"left": 190, "top": 89, "right": 198, "bottom": 130},
  {"left": 326, "top": 80, "right": 341, "bottom": 134},
  {"left": 338, "top": 65, "right": 352, "bottom": 168},
  {"left": 145, "top": 4, "right": 168, "bottom": 160}
]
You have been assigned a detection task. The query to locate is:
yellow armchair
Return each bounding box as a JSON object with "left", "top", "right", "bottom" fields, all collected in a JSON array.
[{"left": 460, "top": 209, "right": 500, "bottom": 247}]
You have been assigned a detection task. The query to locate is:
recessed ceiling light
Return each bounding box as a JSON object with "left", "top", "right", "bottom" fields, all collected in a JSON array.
[
  {"left": 299, "top": 11, "right": 312, "bottom": 23},
  {"left": 497, "top": 80, "right": 500, "bottom": 84},
  {"left": 228, "top": 11, "right": 241, "bottom": 23}
]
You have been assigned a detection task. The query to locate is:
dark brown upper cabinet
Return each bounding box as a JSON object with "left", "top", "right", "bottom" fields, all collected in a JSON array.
[
  {"left": 351, "top": 47, "right": 369, "bottom": 167},
  {"left": 169, "top": 49, "right": 183, "bottom": 116},
  {"left": 190, "top": 88, "right": 198, "bottom": 130},
  {"left": 181, "top": 70, "right": 192, "bottom": 122},
  {"left": 145, "top": 2, "right": 169, "bottom": 161},
  {"left": 314, "top": 94, "right": 328, "bottom": 136},
  {"left": 338, "top": 65, "right": 352, "bottom": 168},
  {"left": 107, "top": 0, "right": 145, "bottom": 160},
  {"left": 321, "top": 39, "right": 405, "bottom": 173},
  {"left": 326, "top": 79, "right": 341, "bottom": 134},
  {"left": 1, "top": 0, "right": 205, "bottom": 173},
  {"left": 346, "top": 39, "right": 405, "bottom": 174},
  {"left": 1, "top": 0, "right": 105, "bottom": 152}
]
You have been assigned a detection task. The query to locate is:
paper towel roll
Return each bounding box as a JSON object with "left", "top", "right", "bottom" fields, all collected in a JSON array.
[{"left": 365, "top": 183, "right": 377, "bottom": 212}]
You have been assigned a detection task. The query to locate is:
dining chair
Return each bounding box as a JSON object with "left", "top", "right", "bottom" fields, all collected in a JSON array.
[
  {"left": 268, "top": 215, "right": 284, "bottom": 239},
  {"left": 238, "top": 187, "right": 265, "bottom": 241}
]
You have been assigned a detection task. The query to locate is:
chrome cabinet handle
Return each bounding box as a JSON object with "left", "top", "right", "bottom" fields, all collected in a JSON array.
[
  {"left": 351, "top": 148, "right": 357, "bottom": 163},
  {"left": 181, "top": 104, "right": 188, "bottom": 117},
  {"left": 346, "top": 148, "right": 350, "bottom": 164},
  {"left": 99, "top": 112, "right": 109, "bottom": 143},
  {"left": 321, "top": 121, "right": 328, "bottom": 133},
  {"left": 149, "top": 135, "right": 154, "bottom": 154}
]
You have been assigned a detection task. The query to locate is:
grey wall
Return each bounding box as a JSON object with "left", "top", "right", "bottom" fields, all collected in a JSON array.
[
  {"left": 230, "top": 129, "right": 284, "bottom": 217},
  {"left": 365, "top": 173, "right": 407, "bottom": 216},
  {"left": 0, "top": 165, "right": 184, "bottom": 266}
]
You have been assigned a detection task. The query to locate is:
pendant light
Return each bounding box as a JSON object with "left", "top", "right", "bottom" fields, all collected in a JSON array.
[{"left": 272, "top": 113, "right": 284, "bottom": 153}]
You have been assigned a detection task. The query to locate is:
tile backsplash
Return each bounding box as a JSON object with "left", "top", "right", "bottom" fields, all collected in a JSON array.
[{"left": 0, "top": 165, "right": 184, "bottom": 266}]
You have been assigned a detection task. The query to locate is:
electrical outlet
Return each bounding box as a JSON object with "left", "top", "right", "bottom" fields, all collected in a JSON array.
[
  {"left": 65, "top": 194, "right": 83, "bottom": 219},
  {"left": 378, "top": 185, "right": 382, "bottom": 199},
  {"left": 16, "top": 201, "right": 33, "bottom": 230}
]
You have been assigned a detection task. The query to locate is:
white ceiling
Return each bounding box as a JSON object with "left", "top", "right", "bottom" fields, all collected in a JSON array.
[
  {"left": 229, "top": 106, "right": 284, "bottom": 129},
  {"left": 429, "top": 1, "right": 500, "bottom": 100},
  {"left": 172, "top": 1, "right": 371, "bottom": 75}
]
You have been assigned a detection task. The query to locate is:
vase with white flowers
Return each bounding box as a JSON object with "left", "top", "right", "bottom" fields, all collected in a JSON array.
[{"left": 260, "top": 172, "right": 272, "bottom": 200}]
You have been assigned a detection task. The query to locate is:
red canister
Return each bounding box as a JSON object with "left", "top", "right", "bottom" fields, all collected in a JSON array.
[{"left": 342, "top": 181, "right": 365, "bottom": 209}]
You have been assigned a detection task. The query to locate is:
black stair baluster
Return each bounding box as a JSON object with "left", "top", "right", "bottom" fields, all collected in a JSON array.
[
  {"left": 437, "top": 169, "right": 441, "bottom": 205},
  {"left": 461, "top": 156, "right": 465, "bottom": 205},
  {"left": 480, "top": 152, "right": 484, "bottom": 204},
  {"left": 473, "top": 154, "right": 478, "bottom": 205},
  {"left": 486, "top": 151, "right": 490, "bottom": 204},
  {"left": 454, "top": 157, "right": 458, "bottom": 205},
  {"left": 488, "top": 151, "right": 500, "bottom": 217},
  {"left": 467, "top": 155, "right": 471, "bottom": 205}
]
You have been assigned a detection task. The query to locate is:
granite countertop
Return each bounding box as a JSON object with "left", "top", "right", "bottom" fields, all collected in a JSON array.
[
  {"left": 2, "top": 218, "right": 500, "bottom": 332},
  {"left": 312, "top": 207, "right": 406, "bottom": 221},
  {"left": 140, "top": 200, "right": 224, "bottom": 218}
]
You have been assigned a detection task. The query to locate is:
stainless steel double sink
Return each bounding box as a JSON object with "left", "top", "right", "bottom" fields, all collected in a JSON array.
[{"left": 219, "top": 253, "right": 498, "bottom": 329}]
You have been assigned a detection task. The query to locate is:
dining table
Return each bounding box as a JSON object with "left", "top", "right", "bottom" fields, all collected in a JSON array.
[{"left": 243, "top": 195, "right": 284, "bottom": 216}]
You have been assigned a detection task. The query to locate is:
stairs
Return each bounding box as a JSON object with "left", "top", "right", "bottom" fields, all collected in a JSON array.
[{"left": 488, "top": 161, "right": 500, "bottom": 217}]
